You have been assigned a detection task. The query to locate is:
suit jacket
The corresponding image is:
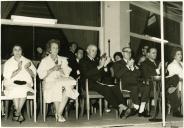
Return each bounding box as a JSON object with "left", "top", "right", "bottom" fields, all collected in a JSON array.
[
  {"left": 67, "top": 51, "right": 79, "bottom": 79},
  {"left": 113, "top": 59, "right": 140, "bottom": 88},
  {"left": 79, "top": 56, "right": 105, "bottom": 88},
  {"left": 140, "top": 58, "right": 159, "bottom": 80}
]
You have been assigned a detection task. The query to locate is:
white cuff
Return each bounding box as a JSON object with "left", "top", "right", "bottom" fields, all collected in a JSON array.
[
  {"left": 156, "top": 68, "right": 160, "bottom": 75},
  {"left": 104, "top": 67, "right": 108, "bottom": 72}
]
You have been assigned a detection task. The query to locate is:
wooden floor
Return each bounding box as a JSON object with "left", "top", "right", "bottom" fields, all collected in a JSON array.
[{"left": 1, "top": 109, "right": 183, "bottom": 127}]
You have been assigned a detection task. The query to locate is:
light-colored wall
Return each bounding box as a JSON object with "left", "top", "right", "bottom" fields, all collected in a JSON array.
[
  {"left": 180, "top": 22, "right": 183, "bottom": 47},
  {"left": 103, "top": 1, "right": 130, "bottom": 57}
]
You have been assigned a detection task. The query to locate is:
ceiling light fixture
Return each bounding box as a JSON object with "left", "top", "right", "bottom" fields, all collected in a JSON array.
[{"left": 11, "top": 15, "right": 57, "bottom": 25}]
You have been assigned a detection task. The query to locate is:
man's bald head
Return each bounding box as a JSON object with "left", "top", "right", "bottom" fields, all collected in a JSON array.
[{"left": 86, "top": 44, "right": 97, "bottom": 59}]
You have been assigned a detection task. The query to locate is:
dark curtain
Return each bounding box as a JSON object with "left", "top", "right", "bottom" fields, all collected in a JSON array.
[
  {"left": 1, "top": 25, "right": 33, "bottom": 59},
  {"left": 1, "top": 1, "right": 16, "bottom": 19},
  {"left": 48, "top": 2, "right": 100, "bottom": 49}
]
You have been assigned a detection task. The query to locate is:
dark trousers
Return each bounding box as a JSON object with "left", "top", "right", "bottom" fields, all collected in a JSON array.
[
  {"left": 139, "top": 85, "right": 150, "bottom": 103},
  {"left": 165, "top": 75, "right": 181, "bottom": 113},
  {"left": 123, "top": 86, "right": 139, "bottom": 105},
  {"left": 88, "top": 80, "right": 126, "bottom": 109}
]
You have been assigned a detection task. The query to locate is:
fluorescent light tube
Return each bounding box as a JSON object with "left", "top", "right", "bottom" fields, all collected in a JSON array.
[{"left": 11, "top": 15, "right": 57, "bottom": 24}]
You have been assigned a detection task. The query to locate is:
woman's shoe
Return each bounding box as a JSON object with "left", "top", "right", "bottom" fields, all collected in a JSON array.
[
  {"left": 58, "top": 115, "right": 66, "bottom": 123},
  {"left": 17, "top": 115, "right": 25, "bottom": 124},
  {"left": 12, "top": 112, "right": 19, "bottom": 121}
]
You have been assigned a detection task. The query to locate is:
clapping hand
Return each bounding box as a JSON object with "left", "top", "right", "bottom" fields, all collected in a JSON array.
[
  {"left": 99, "top": 57, "right": 106, "bottom": 68},
  {"left": 53, "top": 64, "right": 61, "bottom": 71},
  {"left": 18, "top": 61, "right": 22, "bottom": 70},
  {"left": 24, "top": 61, "right": 31, "bottom": 69},
  {"left": 104, "top": 57, "right": 111, "bottom": 67},
  {"left": 168, "top": 87, "right": 176, "bottom": 94},
  {"left": 158, "top": 62, "right": 162, "bottom": 69}
]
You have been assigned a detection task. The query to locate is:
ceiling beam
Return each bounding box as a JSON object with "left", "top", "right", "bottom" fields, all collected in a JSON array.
[
  {"left": 130, "top": 32, "right": 181, "bottom": 48},
  {"left": 130, "top": 1, "right": 182, "bottom": 23}
]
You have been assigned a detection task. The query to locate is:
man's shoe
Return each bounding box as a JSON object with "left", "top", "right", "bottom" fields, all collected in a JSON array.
[
  {"left": 124, "top": 108, "right": 132, "bottom": 119},
  {"left": 120, "top": 108, "right": 131, "bottom": 118},
  {"left": 138, "top": 111, "right": 150, "bottom": 117},
  {"left": 130, "top": 108, "right": 138, "bottom": 116},
  {"left": 173, "top": 111, "right": 183, "bottom": 118}
]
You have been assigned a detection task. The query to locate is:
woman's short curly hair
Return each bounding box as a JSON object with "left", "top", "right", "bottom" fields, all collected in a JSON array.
[
  {"left": 170, "top": 47, "right": 182, "bottom": 59},
  {"left": 46, "top": 39, "right": 60, "bottom": 53}
]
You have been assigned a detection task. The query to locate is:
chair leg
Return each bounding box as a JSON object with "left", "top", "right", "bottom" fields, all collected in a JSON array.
[
  {"left": 80, "top": 98, "right": 84, "bottom": 117},
  {"left": 43, "top": 102, "right": 46, "bottom": 122},
  {"left": 94, "top": 107, "right": 97, "bottom": 114},
  {"left": 86, "top": 97, "right": 90, "bottom": 120},
  {"left": 34, "top": 99, "right": 36, "bottom": 122},
  {"left": 1, "top": 101, "right": 4, "bottom": 115},
  {"left": 40, "top": 86, "right": 43, "bottom": 116},
  {"left": 91, "top": 105, "right": 94, "bottom": 114},
  {"left": 75, "top": 98, "right": 79, "bottom": 120},
  {"left": 115, "top": 110, "right": 119, "bottom": 119},
  {"left": 5, "top": 100, "right": 9, "bottom": 120},
  {"left": 30, "top": 100, "right": 33, "bottom": 117},
  {"left": 99, "top": 99, "right": 102, "bottom": 117},
  {"left": 26, "top": 100, "right": 31, "bottom": 120}
]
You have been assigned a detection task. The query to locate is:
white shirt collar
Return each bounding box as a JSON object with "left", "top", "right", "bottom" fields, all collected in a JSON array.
[
  {"left": 123, "top": 58, "right": 128, "bottom": 63},
  {"left": 87, "top": 55, "right": 95, "bottom": 61}
]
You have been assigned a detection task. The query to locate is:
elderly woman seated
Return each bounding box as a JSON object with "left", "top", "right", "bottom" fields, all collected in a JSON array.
[
  {"left": 37, "top": 39, "right": 78, "bottom": 123},
  {"left": 167, "top": 48, "right": 183, "bottom": 117},
  {"left": 3, "top": 44, "right": 36, "bottom": 123}
]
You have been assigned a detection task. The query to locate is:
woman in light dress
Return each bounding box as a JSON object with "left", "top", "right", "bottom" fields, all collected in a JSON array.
[
  {"left": 3, "top": 44, "right": 36, "bottom": 123},
  {"left": 167, "top": 48, "right": 183, "bottom": 112},
  {"left": 37, "top": 39, "right": 78, "bottom": 122}
]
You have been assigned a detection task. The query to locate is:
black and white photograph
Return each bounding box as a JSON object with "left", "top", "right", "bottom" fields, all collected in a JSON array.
[{"left": 0, "top": 0, "right": 183, "bottom": 127}]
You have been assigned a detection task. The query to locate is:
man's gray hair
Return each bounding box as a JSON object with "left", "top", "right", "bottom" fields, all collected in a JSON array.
[{"left": 86, "top": 44, "right": 97, "bottom": 53}]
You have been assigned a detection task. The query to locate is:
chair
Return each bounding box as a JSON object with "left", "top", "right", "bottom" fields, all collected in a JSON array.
[
  {"left": 42, "top": 80, "right": 79, "bottom": 122},
  {"left": 84, "top": 79, "right": 104, "bottom": 120},
  {"left": 118, "top": 80, "right": 132, "bottom": 106},
  {"left": 1, "top": 78, "right": 37, "bottom": 122}
]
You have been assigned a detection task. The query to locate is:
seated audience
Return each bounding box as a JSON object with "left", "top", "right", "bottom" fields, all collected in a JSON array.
[
  {"left": 167, "top": 48, "right": 183, "bottom": 117},
  {"left": 67, "top": 42, "right": 79, "bottom": 79},
  {"left": 3, "top": 44, "right": 36, "bottom": 123},
  {"left": 37, "top": 39, "right": 79, "bottom": 122},
  {"left": 79, "top": 44, "right": 132, "bottom": 118},
  {"left": 113, "top": 47, "right": 150, "bottom": 117},
  {"left": 141, "top": 47, "right": 182, "bottom": 117}
]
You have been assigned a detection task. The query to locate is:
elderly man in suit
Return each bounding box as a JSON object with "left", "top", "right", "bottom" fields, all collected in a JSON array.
[
  {"left": 79, "top": 44, "right": 131, "bottom": 118},
  {"left": 113, "top": 47, "right": 150, "bottom": 117}
]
